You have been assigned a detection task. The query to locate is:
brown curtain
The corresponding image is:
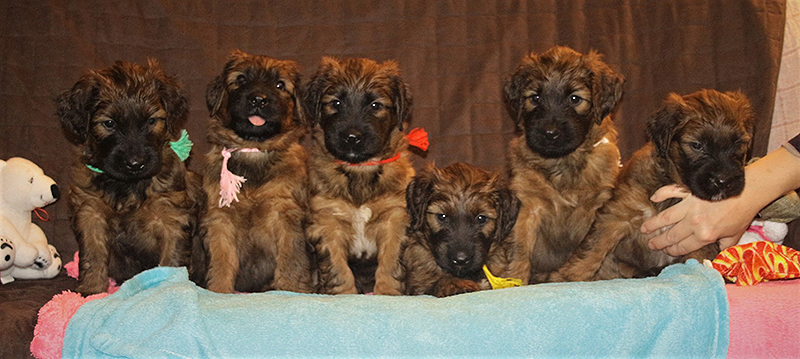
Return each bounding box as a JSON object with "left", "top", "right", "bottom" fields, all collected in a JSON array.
[{"left": 0, "top": 0, "right": 788, "bottom": 259}]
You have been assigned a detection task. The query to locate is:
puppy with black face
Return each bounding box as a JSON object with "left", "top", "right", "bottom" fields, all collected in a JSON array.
[
  {"left": 553, "top": 89, "right": 755, "bottom": 281},
  {"left": 193, "top": 50, "right": 313, "bottom": 293},
  {"left": 501, "top": 46, "right": 625, "bottom": 284},
  {"left": 304, "top": 57, "right": 414, "bottom": 295},
  {"left": 401, "top": 163, "right": 521, "bottom": 297},
  {"left": 56, "top": 60, "right": 203, "bottom": 295}
]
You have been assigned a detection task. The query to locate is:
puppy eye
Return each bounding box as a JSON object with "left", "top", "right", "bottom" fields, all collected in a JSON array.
[
  {"left": 236, "top": 75, "right": 247, "bottom": 86},
  {"left": 528, "top": 94, "right": 541, "bottom": 103},
  {"left": 276, "top": 81, "right": 286, "bottom": 91},
  {"left": 689, "top": 142, "right": 705, "bottom": 152},
  {"left": 370, "top": 102, "right": 384, "bottom": 111},
  {"left": 569, "top": 95, "right": 583, "bottom": 105},
  {"left": 147, "top": 118, "right": 159, "bottom": 126},
  {"left": 329, "top": 99, "right": 341, "bottom": 108},
  {"left": 102, "top": 120, "right": 116, "bottom": 129},
  {"left": 476, "top": 215, "right": 488, "bottom": 225},
  {"left": 435, "top": 213, "right": 447, "bottom": 223}
]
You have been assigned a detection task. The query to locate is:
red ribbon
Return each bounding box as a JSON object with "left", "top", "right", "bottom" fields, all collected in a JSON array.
[{"left": 34, "top": 208, "right": 50, "bottom": 222}]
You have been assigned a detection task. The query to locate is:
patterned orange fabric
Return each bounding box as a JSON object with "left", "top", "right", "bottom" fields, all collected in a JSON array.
[{"left": 712, "top": 241, "right": 800, "bottom": 286}]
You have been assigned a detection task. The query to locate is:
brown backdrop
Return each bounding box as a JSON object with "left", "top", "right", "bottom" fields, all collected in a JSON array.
[{"left": 0, "top": 0, "right": 789, "bottom": 259}]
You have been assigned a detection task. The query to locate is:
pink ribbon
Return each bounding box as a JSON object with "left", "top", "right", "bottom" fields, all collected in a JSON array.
[{"left": 218, "top": 147, "right": 260, "bottom": 208}]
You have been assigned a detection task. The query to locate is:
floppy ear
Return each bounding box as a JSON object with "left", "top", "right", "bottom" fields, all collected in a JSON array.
[
  {"left": 303, "top": 57, "right": 340, "bottom": 127},
  {"left": 391, "top": 76, "right": 412, "bottom": 131},
  {"left": 55, "top": 72, "right": 103, "bottom": 144},
  {"left": 206, "top": 71, "right": 228, "bottom": 118},
  {"left": 724, "top": 90, "right": 756, "bottom": 138},
  {"left": 290, "top": 71, "right": 306, "bottom": 127},
  {"left": 492, "top": 188, "right": 521, "bottom": 242},
  {"left": 586, "top": 51, "right": 625, "bottom": 123},
  {"left": 405, "top": 173, "right": 435, "bottom": 233},
  {"left": 502, "top": 59, "right": 534, "bottom": 128},
  {"left": 646, "top": 93, "right": 687, "bottom": 160},
  {"left": 149, "top": 60, "right": 189, "bottom": 136}
]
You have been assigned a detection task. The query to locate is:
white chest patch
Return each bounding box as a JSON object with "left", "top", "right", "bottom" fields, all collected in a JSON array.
[{"left": 350, "top": 205, "right": 376, "bottom": 259}]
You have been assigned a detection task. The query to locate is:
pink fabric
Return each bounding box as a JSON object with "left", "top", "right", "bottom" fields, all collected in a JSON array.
[
  {"left": 30, "top": 291, "right": 109, "bottom": 359},
  {"left": 726, "top": 279, "right": 800, "bottom": 358}
]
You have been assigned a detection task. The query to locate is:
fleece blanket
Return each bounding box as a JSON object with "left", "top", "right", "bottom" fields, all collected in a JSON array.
[{"left": 62, "top": 261, "right": 728, "bottom": 358}]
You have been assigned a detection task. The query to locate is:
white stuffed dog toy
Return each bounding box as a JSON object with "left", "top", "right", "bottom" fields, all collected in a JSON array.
[{"left": 0, "top": 157, "right": 61, "bottom": 284}]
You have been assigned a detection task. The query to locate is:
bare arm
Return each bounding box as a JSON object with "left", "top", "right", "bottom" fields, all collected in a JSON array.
[{"left": 641, "top": 146, "right": 800, "bottom": 256}]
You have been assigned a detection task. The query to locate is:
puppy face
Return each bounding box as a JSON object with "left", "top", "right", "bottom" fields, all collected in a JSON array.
[
  {"left": 56, "top": 60, "right": 188, "bottom": 181},
  {"left": 646, "top": 90, "right": 755, "bottom": 201},
  {"left": 304, "top": 57, "right": 412, "bottom": 164},
  {"left": 503, "top": 47, "right": 624, "bottom": 158},
  {"left": 206, "top": 50, "right": 304, "bottom": 143},
  {"left": 406, "top": 163, "right": 521, "bottom": 278}
]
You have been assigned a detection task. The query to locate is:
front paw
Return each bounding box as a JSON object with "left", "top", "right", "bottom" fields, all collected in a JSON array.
[
  {"left": 76, "top": 280, "right": 106, "bottom": 295},
  {"left": 435, "top": 278, "right": 480, "bottom": 297}
]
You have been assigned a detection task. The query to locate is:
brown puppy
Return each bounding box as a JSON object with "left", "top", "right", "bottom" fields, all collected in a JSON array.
[
  {"left": 401, "top": 163, "right": 521, "bottom": 297},
  {"left": 501, "top": 47, "right": 625, "bottom": 284},
  {"left": 56, "top": 60, "right": 203, "bottom": 295},
  {"left": 193, "top": 50, "right": 312, "bottom": 293},
  {"left": 553, "top": 89, "right": 755, "bottom": 281},
  {"left": 304, "top": 57, "right": 414, "bottom": 295}
]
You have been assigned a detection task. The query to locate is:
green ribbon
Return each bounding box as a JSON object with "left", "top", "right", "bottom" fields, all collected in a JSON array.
[{"left": 86, "top": 129, "right": 194, "bottom": 174}]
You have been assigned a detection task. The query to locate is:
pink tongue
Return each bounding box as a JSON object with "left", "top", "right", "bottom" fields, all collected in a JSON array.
[{"left": 249, "top": 116, "right": 266, "bottom": 126}]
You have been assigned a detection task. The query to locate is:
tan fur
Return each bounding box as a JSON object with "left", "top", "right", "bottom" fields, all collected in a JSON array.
[
  {"left": 304, "top": 57, "right": 415, "bottom": 295},
  {"left": 402, "top": 163, "right": 519, "bottom": 297},
  {"left": 195, "top": 51, "right": 312, "bottom": 293},
  {"left": 552, "top": 90, "right": 755, "bottom": 281},
  {"left": 502, "top": 47, "right": 624, "bottom": 284}
]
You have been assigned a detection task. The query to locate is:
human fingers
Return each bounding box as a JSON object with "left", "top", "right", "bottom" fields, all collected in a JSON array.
[
  {"left": 641, "top": 202, "right": 688, "bottom": 235},
  {"left": 649, "top": 184, "right": 690, "bottom": 203}
]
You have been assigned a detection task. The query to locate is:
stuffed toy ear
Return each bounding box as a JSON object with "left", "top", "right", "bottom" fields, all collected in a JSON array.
[
  {"left": 646, "top": 93, "right": 687, "bottom": 160},
  {"left": 55, "top": 73, "right": 102, "bottom": 144},
  {"left": 493, "top": 188, "right": 521, "bottom": 242},
  {"left": 405, "top": 174, "right": 435, "bottom": 233}
]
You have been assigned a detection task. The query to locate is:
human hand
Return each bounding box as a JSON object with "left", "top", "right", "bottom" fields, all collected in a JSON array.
[{"left": 641, "top": 185, "right": 746, "bottom": 256}]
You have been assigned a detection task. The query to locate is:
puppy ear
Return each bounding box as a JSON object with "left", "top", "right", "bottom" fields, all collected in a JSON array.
[
  {"left": 206, "top": 71, "right": 228, "bottom": 118},
  {"left": 724, "top": 90, "right": 756, "bottom": 137},
  {"left": 492, "top": 188, "right": 521, "bottom": 242},
  {"left": 502, "top": 60, "right": 533, "bottom": 128},
  {"left": 392, "top": 76, "right": 412, "bottom": 131},
  {"left": 405, "top": 173, "right": 435, "bottom": 233},
  {"left": 381, "top": 60, "right": 413, "bottom": 131},
  {"left": 303, "top": 57, "right": 339, "bottom": 127},
  {"left": 55, "top": 72, "right": 102, "bottom": 144},
  {"left": 586, "top": 51, "right": 625, "bottom": 123},
  {"left": 149, "top": 60, "right": 189, "bottom": 135},
  {"left": 290, "top": 71, "right": 306, "bottom": 127},
  {"left": 646, "top": 93, "right": 687, "bottom": 159}
]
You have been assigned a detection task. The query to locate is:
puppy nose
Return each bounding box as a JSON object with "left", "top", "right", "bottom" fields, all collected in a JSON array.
[
  {"left": 345, "top": 132, "right": 362, "bottom": 145},
  {"left": 451, "top": 251, "right": 472, "bottom": 266},
  {"left": 125, "top": 156, "right": 146, "bottom": 171},
  {"left": 711, "top": 174, "right": 732, "bottom": 189},
  {"left": 541, "top": 125, "right": 560, "bottom": 140},
  {"left": 50, "top": 185, "right": 60, "bottom": 200},
  {"left": 249, "top": 95, "right": 269, "bottom": 108}
]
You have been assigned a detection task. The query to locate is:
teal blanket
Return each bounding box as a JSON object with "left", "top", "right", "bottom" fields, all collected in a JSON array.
[{"left": 63, "top": 260, "right": 728, "bottom": 358}]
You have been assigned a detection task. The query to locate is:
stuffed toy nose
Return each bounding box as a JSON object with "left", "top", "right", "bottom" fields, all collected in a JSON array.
[{"left": 50, "top": 184, "right": 60, "bottom": 200}]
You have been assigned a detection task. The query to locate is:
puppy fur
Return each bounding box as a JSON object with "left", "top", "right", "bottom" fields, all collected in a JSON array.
[
  {"left": 501, "top": 47, "right": 625, "bottom": 284},
  {"left": 304, "top": 57, "right": 414, "bottom": 295},
  {"left": 56, "top": 60, "right": 203, "bottom": 295},
  {"left": 401, "top": 163, "right": 521, "bottom": 297},
  {"left": 553, "top": 89, "right": 755, "bottom": 281},
  {"left": 193, "top": 50, "right": 313, "bottom": 293}
]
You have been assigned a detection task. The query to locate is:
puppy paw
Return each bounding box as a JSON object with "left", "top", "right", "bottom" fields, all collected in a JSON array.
[{"left": 435, "top": 278, "right": 481, "bottom": 297}]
